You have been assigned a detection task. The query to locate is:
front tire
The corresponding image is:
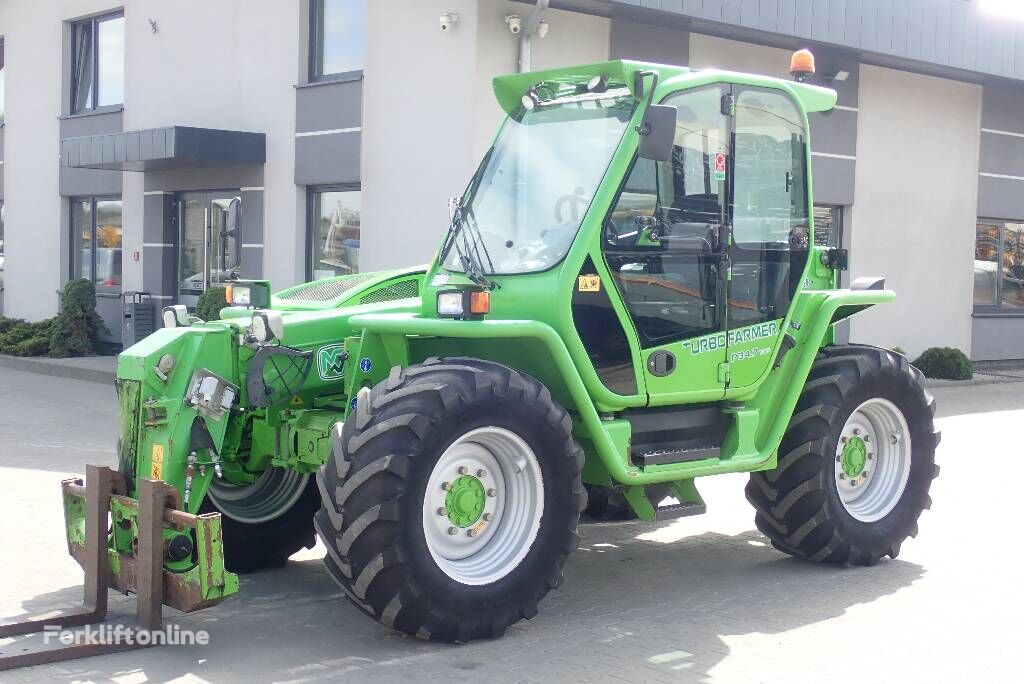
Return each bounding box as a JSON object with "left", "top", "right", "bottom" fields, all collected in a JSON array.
[
  {"left": 746, "top": 346, "right": 940, "bottom": 565},
  {"left": 315, "top": 358, "right": 586, "bottom": 642}
]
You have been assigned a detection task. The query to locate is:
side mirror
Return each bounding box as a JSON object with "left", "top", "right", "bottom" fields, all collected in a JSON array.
[{"left": 638, "top": 104, "right": 677, "bottom": 162}]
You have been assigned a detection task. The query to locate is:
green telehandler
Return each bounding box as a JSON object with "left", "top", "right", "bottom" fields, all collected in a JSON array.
[{"left": 51, "top": 53, "right": 940, "bottom": 645}]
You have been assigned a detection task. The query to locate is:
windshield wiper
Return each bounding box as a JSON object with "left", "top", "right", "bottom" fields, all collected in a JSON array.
[{"left": 451, "top": 206, "right": 494, "bottom": 289}]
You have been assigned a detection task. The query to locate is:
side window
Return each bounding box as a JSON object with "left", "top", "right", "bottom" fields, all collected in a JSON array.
[
  {"left": 603, "top": 86, "right": 729, "bottom": 348},
  {"left": 729, "top": 88, "right": 809, "bottom": 327}
]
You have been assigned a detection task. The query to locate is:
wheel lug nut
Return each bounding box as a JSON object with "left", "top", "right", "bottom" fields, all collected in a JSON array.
[
  {"left": 447, "top": 527, "right": 458, "bottom": 535},
  {"left": 441, "top": 481, "right": 451, "bottom": 491},
  {"left": 853, "top": 428, "right": 861, "bottom": 436},
  {"left": 467, "top": 528, "right": 478, "bottom": 538},
  {"left": 486, "top": 488, "right": 497, "bottom": 497},
  {"left": 457, "top": 466, "right": 468, "bottom": 475},
  {"left": 868, "top": 453, "right": 874, "bottom": 460},
  {"left": 862, "top": 470, "right": 870, "bottom": 478},
  {"left": 482, "top": 513, "right": 493, "bottom": 522},
  {"left": 863, "top": 435, "right": 871, "bottom": 443},
  {"left": 840, "top": 436, "right": 848, "bottom": 444},
  {"left": 850, "top": 479, "right": 859, "bottom": 487},
  {"left": 838, "top": 473, "right": 846, "bottom": 480},
  {"left": 437, "top": 507, "right": 447, "bottom": 516},
  {"left": 476, "top": 469, "right": 487, "bottom": 478},
  {"left": 836, "top": 455, "right": 843, "bottom": 462}
]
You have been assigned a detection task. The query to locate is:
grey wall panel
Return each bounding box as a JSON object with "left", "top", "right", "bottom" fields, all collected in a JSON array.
[
  {"left": 241, "top": 189, "right": 265, "bottom": 244},
  {"left": 979, "top": 133, "right": 1024, "bottom": 179},
  {"left": 143, "top": 193, "right": 175, "bottom": 244},
  {"left": 142, "top": 166, "right": 263, "bottom": 192},
  {"left": 978, "top": 176, "right": 1024, "bottom": 222},
  {"left": 59, "top": 167, "right": 122, "bottom": 197},
  {"left": 294, "top": 131, "right": 361, "bottom": 186},
  {"left": 240, "top": 248, "right": 263, "bottom": 280},
  {"left": 808, "top": 109, "right": 858, "bottom": 157},
  {"left": 59, "top": 110, "right": 123, "bottom": 197},
  {"left": 598, "top": 0, "right": 1024, "bottom": 82},
  {"left": 971, "top": 316, "right": 1024, "bottom": 361},
  {"left": 59, "top": 110, "right": 123, "bottom": 138},
  {"left": 982, "top": 85, "right": 1024, "bottom": 134},
  {"left": 142, "top": 245, "right": 176, "bottom": 300},
  {"left": 609, "top": 19, "right": 689, "bottom": 64},
  {"left": 295, "top": 79, "right": 363, "bottom": 134},
  {"left": 809, "top": 154, "right": 855, "bottom": 206}
]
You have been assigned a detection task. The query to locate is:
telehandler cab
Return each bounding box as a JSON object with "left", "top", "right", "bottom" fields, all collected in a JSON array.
[{"left": 33, "top": 52, "right": 940, "bottom": 647}]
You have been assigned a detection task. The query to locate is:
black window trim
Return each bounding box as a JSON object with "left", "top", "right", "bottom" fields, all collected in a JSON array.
[
  {"left": 974, "top": 217, "right": 1024, "bottom": 316},
  {"left": 70, "top": 194, "right": 122, "bottom": 293},
  {"left": 307, "top": 0, "right": 364, "bottom": 84},
  {"left": 306, "top": 183, "right": 361, "bottom": 281},
  {"left": 68, "top": 9, "right": 124, "bottom": 115}
]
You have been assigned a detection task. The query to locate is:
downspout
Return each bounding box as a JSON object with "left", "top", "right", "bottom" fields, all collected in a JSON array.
[{"left": 517, "top": 0, "right": 550, "bottom": 73}]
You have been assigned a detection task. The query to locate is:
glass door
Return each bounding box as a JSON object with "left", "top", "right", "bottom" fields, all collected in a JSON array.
[{"left": 177, "top": 191, "right": 241, "bottom": 307}]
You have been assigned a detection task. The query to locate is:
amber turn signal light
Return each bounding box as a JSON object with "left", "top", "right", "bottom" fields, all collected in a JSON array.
[{"left": 469, "top": 290, "right": 490, "bottom": 315}]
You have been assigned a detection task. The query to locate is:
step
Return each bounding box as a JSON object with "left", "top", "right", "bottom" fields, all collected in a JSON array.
[
  {"left": 654, "top": 501, "right": 708, "bottom": 521},
  {"left": 634, "top": 445, "right": 720, "bottom": 467}
]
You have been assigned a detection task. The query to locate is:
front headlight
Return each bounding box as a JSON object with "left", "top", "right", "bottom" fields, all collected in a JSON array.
[
  {"left": 437, "top": 292, "right": 465, "bottom": 316},
  {"left": 227, "top": 285, "right": 252, "bottom": 307}
]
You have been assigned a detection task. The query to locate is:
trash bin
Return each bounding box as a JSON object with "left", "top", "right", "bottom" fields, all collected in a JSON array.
[{"left": 122, "top": 292, "right": 156, "bottom": 346}]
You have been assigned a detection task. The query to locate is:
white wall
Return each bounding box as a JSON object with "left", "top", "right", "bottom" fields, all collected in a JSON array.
[
  {"left": 0, "top": 0, "right": 120, "bottom": 320},
  {"left": 360, "top": 0, "right": 609, "bottom": 272},
  {"left": 122, "top": 0, "right": 303, "bottom": 290},
  {"left": 849, "top": 65, "right": 980, "bottom": 357}
]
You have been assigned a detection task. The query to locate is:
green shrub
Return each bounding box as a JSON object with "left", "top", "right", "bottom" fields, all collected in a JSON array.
[
  {"left": 196, "top": 287, "right": 227, "bottom": 322},
  {"left": 49, "top": 279, "right": 109, "bottom": 358},
  {"left": 0, "top": 318, "right": 53, "bottom": 357},
  {"left": 912, "top": 347, "right": 973, "bottom": 381}
]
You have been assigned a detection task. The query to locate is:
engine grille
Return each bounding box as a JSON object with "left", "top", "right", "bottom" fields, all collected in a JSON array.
[
  {"left": 276, "top": 274, "right": 376, "bottom": 302},
  {"left": 359, "top": 279, "right": 419, "bottom": 305}
]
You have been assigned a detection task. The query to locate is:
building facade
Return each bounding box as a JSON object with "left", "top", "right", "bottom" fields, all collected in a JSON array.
[{"left": 0, "top": 0, "right": 1022, "bottom": 360}]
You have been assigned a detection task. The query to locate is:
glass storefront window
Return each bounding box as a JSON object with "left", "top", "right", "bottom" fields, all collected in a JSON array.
[
  {"left": 0, "top": 202, "right": 5, "bottom": 293},
  {"left": 975, "top": 220, "right": 1024, "bottom": 313},
  {"left": 72, "top": 197, "right": 122, "bottom": 289},
  {"left": 310, "top": 189, "right": 361, "bottom": 279}
]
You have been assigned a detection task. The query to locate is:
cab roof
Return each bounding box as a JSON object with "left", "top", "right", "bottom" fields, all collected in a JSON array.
[{"left": 493, "top": 59, "right": 837, "bottom": 117}]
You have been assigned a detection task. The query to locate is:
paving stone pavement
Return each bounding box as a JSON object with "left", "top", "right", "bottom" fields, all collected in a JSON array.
[{"left": 1, "top": 367, "right": 1022, "bottom": 683}]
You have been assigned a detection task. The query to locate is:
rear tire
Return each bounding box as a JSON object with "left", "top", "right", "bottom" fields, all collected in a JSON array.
[
  {"left": 201, "top": 468, "right": 320, "bottom": 573},
  {"left": 746, "top": 345, "right": 940, "bottom": 565},
  {"left": 315, "top": 358, "right": 586, "bottom": 642}
]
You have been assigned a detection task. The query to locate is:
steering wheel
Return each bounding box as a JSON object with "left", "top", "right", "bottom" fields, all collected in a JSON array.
[{"left": 554, "top": 186, "right": 591, "bottom": 224}]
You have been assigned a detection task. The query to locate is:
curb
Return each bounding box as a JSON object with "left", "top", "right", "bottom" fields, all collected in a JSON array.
[
  {"left": 0, "top": 354, "right": 117, "bottom": 385},
  {"left": 923, "top": 373, "right": 1024, "bottom": 389}
]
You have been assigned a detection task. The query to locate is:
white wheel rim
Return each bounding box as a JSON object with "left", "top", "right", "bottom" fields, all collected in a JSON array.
[
  {"left": 834, "top": 398, "right": 912, "bottom": 523},
  {"left": 422, "top": 426, "right": 544, "bottom": 586}
]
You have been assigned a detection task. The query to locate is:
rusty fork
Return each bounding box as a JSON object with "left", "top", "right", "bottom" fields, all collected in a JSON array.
[{"left": 0, "top": 465, "right": 173, "bottom": 670}]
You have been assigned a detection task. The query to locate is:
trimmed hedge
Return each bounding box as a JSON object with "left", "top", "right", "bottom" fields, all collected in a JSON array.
[
  {"left": 912, "top": 347, "right": 973, "bottom": 381},
  {"left": 0, "top": 279, "right": 108, "bottom": 357},
  {"left": 196, "top": 286, "right": 227, "bottom": 323}
]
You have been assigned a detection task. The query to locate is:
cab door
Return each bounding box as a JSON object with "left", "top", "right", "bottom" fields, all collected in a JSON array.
[
  {"left": 725, "top": 87, "right": 810, "bottom": 389},
  {"left": 601, "top": 85, "right": 732, "bottom": 403}
]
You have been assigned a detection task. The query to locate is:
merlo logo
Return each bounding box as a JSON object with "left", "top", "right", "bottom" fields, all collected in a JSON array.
[{"left": 317, "top": 344, "right": 347, "bottom": 380}]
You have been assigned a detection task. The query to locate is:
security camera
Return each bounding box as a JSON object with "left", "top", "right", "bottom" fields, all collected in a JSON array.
[
  {"left": 440, "top": 12, "right": 458, "bottom": 31},
  {"left": 505, "top": 14, "right": 522, "bottom": 34}
]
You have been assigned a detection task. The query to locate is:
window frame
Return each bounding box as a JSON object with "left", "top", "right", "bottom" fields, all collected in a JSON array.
[
  {"left": 70, "top": 195, "right": 123, "bottom": 293},
  {"left": 68, "top": 10, "right": 124, "bottom": 115},
  {"left": 306, "top": 184, "right": 362, "bottom": 281},
  {"left": 308, "top": 0, "right": 364, "bottom": 83},
  {"left": 0, "top": 37, "right": 6, "bottom": 126},
  {"left": 975, "top": 218, "right": 1024, "bottom": 316}
]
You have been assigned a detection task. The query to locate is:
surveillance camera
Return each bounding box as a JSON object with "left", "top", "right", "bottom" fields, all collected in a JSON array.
[
  {"left": 440, "top": 12, "right": 458, "bottom": 31},
  {"left": 505, "top": 14, "right": 522, "bottom": 34}
]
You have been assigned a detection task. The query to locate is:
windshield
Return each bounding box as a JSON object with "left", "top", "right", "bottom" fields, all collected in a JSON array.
[{"left": 441, "top": 88, "right": 637, "bottom": 275}]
